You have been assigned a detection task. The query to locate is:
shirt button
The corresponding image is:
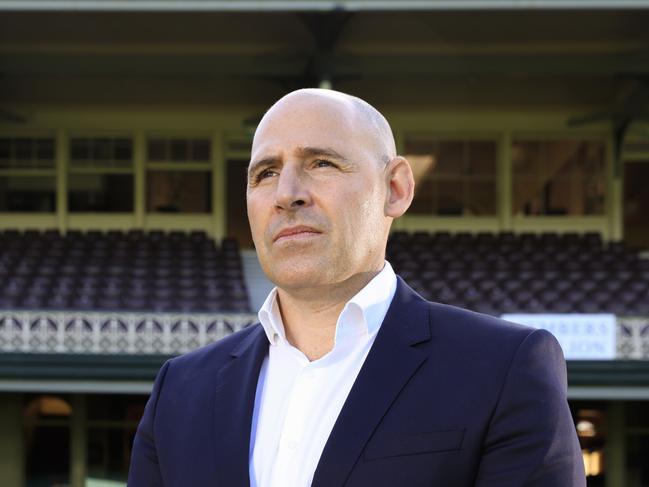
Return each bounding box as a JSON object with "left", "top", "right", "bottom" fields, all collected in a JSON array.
[{"left": 287, "top": 440, "right": 298, "bottom": 451}]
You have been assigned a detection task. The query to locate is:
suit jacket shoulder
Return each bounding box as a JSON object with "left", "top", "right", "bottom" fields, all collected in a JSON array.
[{"left": 164, "top": 323, "right": 264, "bottom": 381}]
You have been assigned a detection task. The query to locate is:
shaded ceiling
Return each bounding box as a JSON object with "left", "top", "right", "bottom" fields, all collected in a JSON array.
[{"left": 1, "top": 9, "right": 649, "bottom": 109}]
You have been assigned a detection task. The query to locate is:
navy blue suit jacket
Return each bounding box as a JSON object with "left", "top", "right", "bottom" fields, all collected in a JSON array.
[{"left": 128, "top": 277, "right": 586, "bottom": 486}]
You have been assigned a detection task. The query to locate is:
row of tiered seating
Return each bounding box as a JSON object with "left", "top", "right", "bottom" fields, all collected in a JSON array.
[
  {"left": 2, "top": 229, "right": 648, "bottom": 316},
  {"left": 387, "top": 231, "right": 649, "bottom": 316},
  {"left": 0, "top": 229, "right": 250, "bottom": 313}
]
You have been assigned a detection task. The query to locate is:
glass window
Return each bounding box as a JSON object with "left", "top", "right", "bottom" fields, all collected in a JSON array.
[
  {"left": 69, "top": 137, "right": 133, "bottom": 169},
  {"left": 227, "top": 159, "right": 253, "bottom": 247},
  {"left": 86, "top": 394, "right": 148, "bottom": 485},
  {"left": 0, "top": 176, "right": 56, "bottom": 212},
  {"left": 0, "top": 137, "right": 55, "bottom": 169},
  {"left": 147, "top": 138, "right": 211, "bottom": 162},
  {"left": 624, "top": 161, "right": 649, "bottom": 249},
  {"left": 226, "top": 139, "right": 252, "bottom": 153},
  {"left": 87, "top": 427, "right": 134, "bottom": 485},
  {"left": 146, "top": 170, "right": 212, "bottom": 213},
  {"left": 512, "top": 140, "right": 606, "bottom": 216},
  {"left": 68, "top": 174, "right": 134, "bottom": 212},
  {"left": 404, "top": 138, "right": 497, "bottom": 216},
  {"left": 572, "top": 402, "right": 606, "bottom": 486},
  {"left": 86, "top": 394, "right": 146, "bottom": 422},
  {"left": 627, "top": 435, "right": 649, "bottom": 487},
  {"left": 24, "top": 395, "right": 71, "bottom": 487}
]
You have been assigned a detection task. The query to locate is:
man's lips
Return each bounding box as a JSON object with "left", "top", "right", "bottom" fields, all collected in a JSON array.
[{"left": 273, "top": 225, "right": 322, "bottom": 242}]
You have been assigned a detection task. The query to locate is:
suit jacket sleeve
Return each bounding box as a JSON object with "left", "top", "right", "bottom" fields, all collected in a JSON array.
[
  {"left": 475, "top": 328, "right": 586, "bottom": 487},
  {"left": 128, "top": 359, "right": 172, "bottom": 487}
]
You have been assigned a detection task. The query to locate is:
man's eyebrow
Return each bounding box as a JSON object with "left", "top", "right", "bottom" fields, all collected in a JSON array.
[
  {"left": 295, "top": 146, "right": 349, "bottom": 162},
  {"left": 247, "top": 146, "right": 350, "bottom": 179},
  {"left": 247, "top": 157, "right": 279, "bottom": 179}
]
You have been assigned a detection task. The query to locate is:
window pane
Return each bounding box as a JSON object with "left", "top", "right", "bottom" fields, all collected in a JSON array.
[
  {"left": 512, "top": 140, "right": 606, "bottom": 216},
  {"left": 405, "top": 137, "right": 497, "bottom": 216},
  {"left": 467, "top": 181, "right": 497, "bottom": 215},
  {"left": 626, "top": 401, "right": 649, "bottom": 429},
  {"left": 114, "top": 138, "right": 132, "bottom": 161},
  {"left": 191, "top": 139, "right": 211, "bottom": 162},
  {"left": 68, "top": 174, "right": 134, "bottom": 212},
  {"left": 410, "top": 178, "right": 434, "bottom": 214},
  {"left": 0, "top": 176, "right": 56, "bottom": 212},
  {"left": 0, "top": 137, "right": 55, "bottom": 169},
  {"left": 626, "top": 435, "right": 649, "bottom": 487},
  {"left": 624, "top": 161, "right": 649, "bottom": 249},
  {"left": 86, "top": 394, "right": 147, "bottom": 422},
  {"left": 24, "top": 395, "right": 73, "bottom": 422},
  {"left": 70, "top": 138, "right": 91, "bottom": 161},
  {"left": 0, "top": 138, "right": 10, "bottom": 160},
  {"left": 512, "top": 141, "right": 540, "bottom": 175},
  {"left": 35, "top": 139, "right": 55, "bottom": 160},
  {"left": 436, "top": 180, "right": 464, "bottom": 215},
  {"left": 15, "top": 138, "right": 32, "bottom": 160},
  {"left": 25, "top": 425, "right": 70, "bottom": 487},
  {"left": 513, "top": 177, "right": 539, "bottom": 215},
  {"left": 437, "top": 141, "right": 464, "bottom": 176},
  {"left": 572, "top": 403, "right": 606, "bottom": 483},
  {"left": 87, "top": 427, "right": 134, "bottom": 485},
  {"left": 468, "top": 141, "right": 496, "bottom": 175},
  {"left": 70, "top": 137, "right": 133, "bottom": 169},
  {"left": 227, "top": 139, "right": 252, "bottom": 153},
  {"left": 170, "top": 140, "right": 189, "bottom": 161},
  {"left": 24, "top": 395, "right": 72, "bottom": 487},
  {"left": 147, "top": 170, "right": 212, "bottom": 213},
  {"left": 147, "top": 138, "right": 211, "bottom": 162},
  {"left": 147, "top": 139, "right": 166, "bottom": 160},
  {"left": 92, "top": 138, "right": 112, "bottom": 161}
]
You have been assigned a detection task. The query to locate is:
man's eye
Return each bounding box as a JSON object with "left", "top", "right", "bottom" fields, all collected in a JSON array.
[
  {"left": 255, "top": 169, "right": 276, "bottom": 181},
  {"left": 314, "top": 159, "right": 335, "bottom": 168}
]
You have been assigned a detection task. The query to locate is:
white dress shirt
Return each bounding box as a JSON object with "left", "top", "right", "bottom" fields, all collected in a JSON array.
[{"left": 249, "top": 261, "right": 397, "bottom": 487}]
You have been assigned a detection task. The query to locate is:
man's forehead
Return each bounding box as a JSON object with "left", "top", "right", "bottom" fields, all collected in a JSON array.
[
  {"left": 256, "top": 93, "right": 356, "bottom": 135},
  {"left": 252, "top": 98, "right": 356, "bottom": 153},
  {"left": 251, "top": 88, "right": 395, "bottom": 166}
]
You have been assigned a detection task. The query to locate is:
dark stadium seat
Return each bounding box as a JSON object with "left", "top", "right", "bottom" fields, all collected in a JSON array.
[
  {"left": 2, "top": 228, "right": 647, "bottom": 317},
  {"left": 385, "top": 230, "right": 649, "bottom": 316},
  {"left": 0, "top": 229, "right": 251, "bottom": 314}
]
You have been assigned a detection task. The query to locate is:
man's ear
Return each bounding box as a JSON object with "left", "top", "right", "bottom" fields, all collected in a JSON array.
[{"left": 384, "top": 156, "right": 415, "bottom": 218}]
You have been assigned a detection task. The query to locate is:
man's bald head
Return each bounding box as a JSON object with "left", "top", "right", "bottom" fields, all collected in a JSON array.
[{"left": 253, "top": 88, "right": 396, "bottom": 167}]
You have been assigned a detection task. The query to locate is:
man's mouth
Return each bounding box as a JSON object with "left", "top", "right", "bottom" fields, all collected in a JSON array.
[{"left": 273, "top": 225, "right": 322, "bottom": 242}]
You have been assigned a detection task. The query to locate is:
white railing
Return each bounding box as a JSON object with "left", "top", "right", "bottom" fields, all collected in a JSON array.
[
  {"left": 0, "top": 310, "right": 258, "bottom": 355},
  {"left": 0, "top": 311, "right": 647, "bottom": 359},
  {"left": 618, "top": 316, "right": 649, "bottom": 360}
]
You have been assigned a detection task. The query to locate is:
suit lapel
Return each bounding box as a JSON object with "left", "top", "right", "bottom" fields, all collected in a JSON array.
[
  {"left": 212, "top": 325, "right": 268, "bottom": 487},
  {"left": 311, "top": 277, "right": 431, "bottom": 487}
]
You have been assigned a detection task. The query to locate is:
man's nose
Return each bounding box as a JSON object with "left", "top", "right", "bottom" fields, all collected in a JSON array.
[{"left": 274, "top": 165, "right": 310, "bottom": 211}]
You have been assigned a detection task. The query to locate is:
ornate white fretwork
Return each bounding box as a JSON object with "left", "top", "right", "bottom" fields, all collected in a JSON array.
[
  {"left": 617, "top": 316, "right": 649, "bottom": 360},
  {"left": 0, "top": 311, "right": 257, "bottom": 355},
  {"left": 2, "top": 311, "right": 649, "bottom": 359}
]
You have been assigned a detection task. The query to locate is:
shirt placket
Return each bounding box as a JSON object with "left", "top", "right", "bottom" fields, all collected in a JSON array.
[{"left": 270, "top": 363, "right": 319, "bottom": 486}]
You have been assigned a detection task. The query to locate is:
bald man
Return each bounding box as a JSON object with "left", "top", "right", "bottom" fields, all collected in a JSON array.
[{"left": 128, "top": 89, "right": 586, "bottom": 487}]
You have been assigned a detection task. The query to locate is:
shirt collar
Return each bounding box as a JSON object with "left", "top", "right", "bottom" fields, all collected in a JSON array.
[{"left": 257, "top": 261, "right": 397, "bottom": 347}]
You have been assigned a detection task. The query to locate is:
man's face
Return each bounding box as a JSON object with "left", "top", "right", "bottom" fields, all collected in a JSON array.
[{"left": 246, "top": 94, "right": 390, "bottom": 291}]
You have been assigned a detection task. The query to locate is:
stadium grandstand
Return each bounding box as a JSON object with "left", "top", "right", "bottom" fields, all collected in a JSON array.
[{"left": 1, "top": 1, "right": 649, "bottom": 486}]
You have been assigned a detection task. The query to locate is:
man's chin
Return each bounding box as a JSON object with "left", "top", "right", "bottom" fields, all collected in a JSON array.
[{"left": 265, "top": 265, "right": 331, "bottom": 291}]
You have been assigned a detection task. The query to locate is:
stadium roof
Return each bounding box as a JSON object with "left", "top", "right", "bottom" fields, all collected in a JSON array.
[{"left": 2, "top": 0, "right": 649, "bottom": 11}]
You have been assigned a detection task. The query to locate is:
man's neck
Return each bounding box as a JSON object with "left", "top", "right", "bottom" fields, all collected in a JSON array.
[{"left": 276, "top": 269, "right": 382, "bottom": 361}]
